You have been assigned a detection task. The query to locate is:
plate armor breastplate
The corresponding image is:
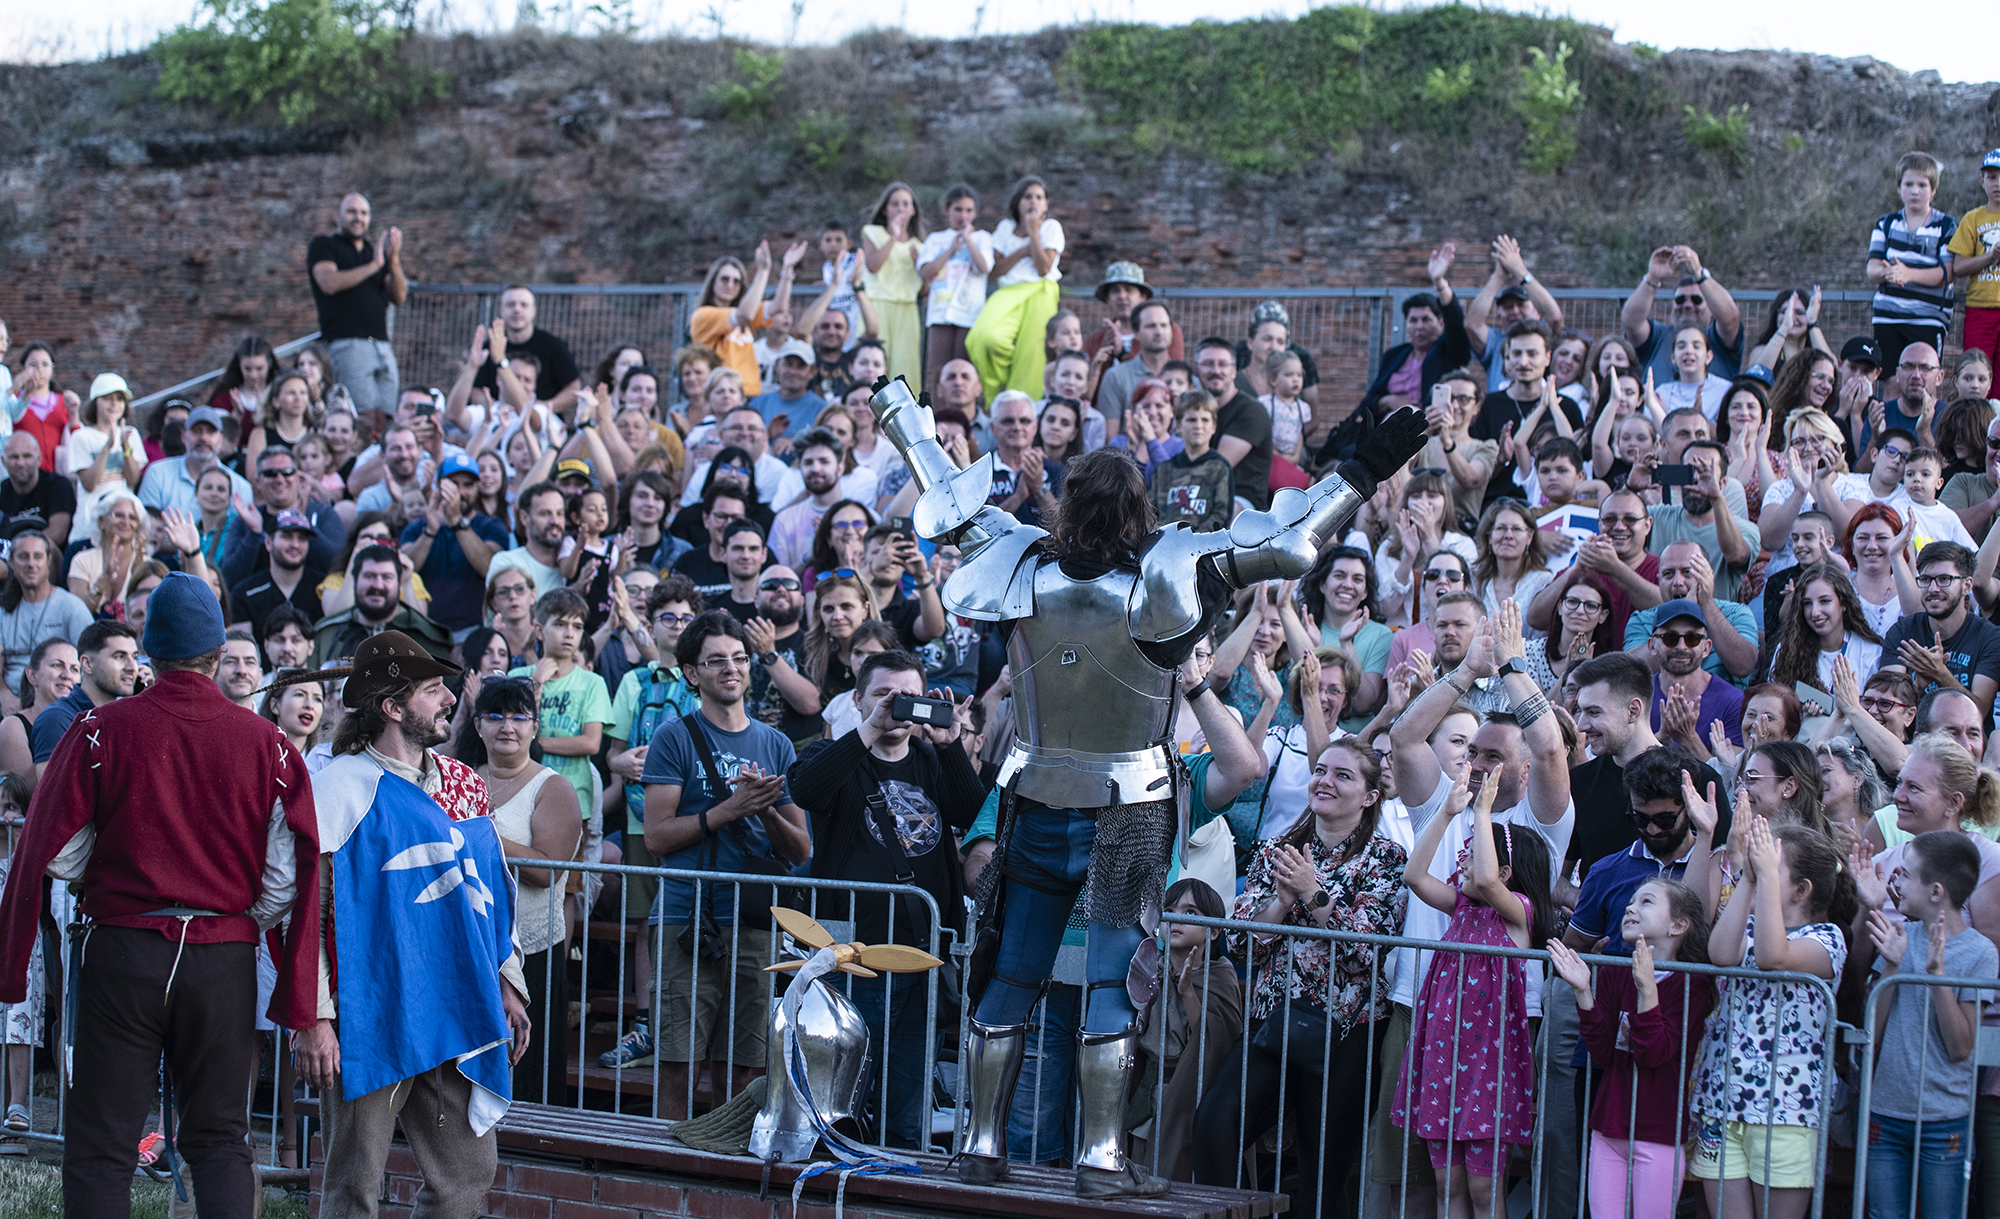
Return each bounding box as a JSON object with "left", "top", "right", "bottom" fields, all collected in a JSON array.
[{"left": 997, "top": 560, "right": 1176, "bottom": 809}]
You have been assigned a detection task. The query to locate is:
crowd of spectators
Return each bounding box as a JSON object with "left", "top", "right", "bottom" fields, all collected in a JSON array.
[{"left": 8, "top": 150, "right": 2000, "bottom": 1214}]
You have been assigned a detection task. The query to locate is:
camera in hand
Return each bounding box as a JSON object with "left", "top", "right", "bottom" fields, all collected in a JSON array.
[
  {"left": 890, "top": 693, "right": 955, "bottom": 726},
  {"left": 1653, "top": 463, "right": 1696, "bottom": 487}
]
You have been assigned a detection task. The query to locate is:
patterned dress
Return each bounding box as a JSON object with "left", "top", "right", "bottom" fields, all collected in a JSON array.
[{"left": 1392, "top": 891, "right": 1536, "bottom": 1149}]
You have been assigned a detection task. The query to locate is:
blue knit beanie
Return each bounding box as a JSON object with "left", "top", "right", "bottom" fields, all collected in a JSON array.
[{"left": 143, "top": 571, "right": 226, "bottom": 661}]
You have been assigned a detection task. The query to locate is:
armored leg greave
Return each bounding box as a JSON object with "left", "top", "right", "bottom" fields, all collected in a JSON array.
[
  {"left": 957, "top": 1019, "right": 1028, "bottom": 1184},
  {"left": 1072, "top": 1027, "right": 1169, "bottom": 1198}
]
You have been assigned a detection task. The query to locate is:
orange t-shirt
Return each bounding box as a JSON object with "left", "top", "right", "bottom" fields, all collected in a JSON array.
[{"left": 690, "top": 302, "right": 770, "bottom": 397}]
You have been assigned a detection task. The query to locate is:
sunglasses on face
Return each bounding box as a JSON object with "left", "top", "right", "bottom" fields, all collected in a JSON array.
[
  {"left": 828, "top": 568, "right": 860, "bottom": 579},
  {"left": 1423, "top": 569, "right": 1466, "bottom": 583},
  {"left": 1600, "top": 514, "right": 1647, "bottom": 527},
  {"left": 696, "top": 654, "right": 752, "bottom": 673},
  {"left": 1630, "top": 809, "right": 1682, "bottom": 830},
  {"left": 830, "top": 519, "right": 870, "bottom": 532},
  {"left": 1654, "top": 631, "right": 1706, "bottom": 648},
  {"left": 480, "top": 713, "right": 535, "bottom": 726},
  {"left": 493, "top": 583, "right": 532, "bottom": 598},
  {"left": 260, "top": 467, "right": 298, "bottom": 479},
  {"left": 1673, "top": 295, "right": 1704, "bottom": 306},
  {"left": 759, "top": 577, "right": 802, "bottom": 591}
]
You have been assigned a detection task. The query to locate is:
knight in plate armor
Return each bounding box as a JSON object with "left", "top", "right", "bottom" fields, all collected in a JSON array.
[{"left": 869, "top": 376, "right": 1426, "bottom": 1197}]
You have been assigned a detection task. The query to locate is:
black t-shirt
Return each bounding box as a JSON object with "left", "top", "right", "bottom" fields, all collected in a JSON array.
[
  {"left": 231, "top": 567, "right": 328, "bottom": 639},
  {"left": 1566, "top": 751, "right": 1729, "bottom": 880},
  {"left": 1881, "top": 611, "right": 2000, "bottom": 706},
  {"left": 748, "top": 628, "right": 820, "bottom": 743},
  {"left": 1231, "top": 340, "right": 1322, "bottom": 393},
  {"left": 305, "top": 234, "right": 393, "bottom": 341},
  {"left": 807, "top": 353, "right": 853, "bottom": 400},
  {"left": 0, "top": 473, "right": 76, "bottom": 537},
  {"left": 723, "top": 594, "right": 760, "bottom": 624},
  {"left": 670, "top": 549, "right": 732, "bottom": 603},
  {"left": 473, "top": 328, "right": 582, "bottom": 404},
  {"left": 1211, "top": 388, "right": 1273, "bottom": 511},
  {"left": 878, "top": 590, "right": 924, "bottom": 651}
]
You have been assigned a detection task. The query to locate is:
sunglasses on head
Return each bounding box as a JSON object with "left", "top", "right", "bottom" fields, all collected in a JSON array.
[{"left": 828, "top": 568, "right": 861, "bottom": 580}]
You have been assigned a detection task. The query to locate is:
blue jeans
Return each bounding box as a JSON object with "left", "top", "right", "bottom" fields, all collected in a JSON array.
[
  {"left": 1008, "top": 984, "right": 1080, "bottom": 1164},
  {"left": 972, "top": 805, "right": 1145, "bottom": 1035},
  {"left": 1867, "top": 1114, "right": 1969, "bottom": 1219},
  {"left": 843, "top": 972, "right": 933, "bottom": 1150}
]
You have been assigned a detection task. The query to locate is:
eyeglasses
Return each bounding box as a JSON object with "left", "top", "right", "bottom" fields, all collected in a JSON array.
[
  {"left": 1600, "top": 514, "right": 1647, "bottom": 527},
  {"left": 1860, "top": 695, "right": 1913, "bottom": 713},
  {"left": 1448, "top": 393, "right": 1478, "bottom": 405},
  {"left": 1915, "top": 574, "right": 1966, "bottom": 589},
  {"left": 480, "top": 713, "right": 535, "bottom": 726},
  {"left": 492, "top": 582, "right": 532, "bottom": 598},
  {"left": 1560, "top": 596, "right": 1604, "bottom": 614},
  {"left": 1371, "top": 748, "right": 1392, "bottom": 762},
  {"left": 696, "top": 654, "right": 752, "bottom": 673},
  {"left": 1410, "top": 466, "right": 1448, "bottom": 477},
  {"left": 1488, "top": 525, "right": 1530, "bottom": 536},
  {"left": 830, "top": 520, "right": 870, "bottom": 532},
  {"left": 1739, "top": 770, "right": 1771, "bottom": 784},
  {"left": 1900, "top": 362, "right": 1941, "bottom": 374},
  {"left": 1880, "top": 446, "right": 1912, "bottom": 461},
  {"left": 1672, "top": 294, "right": 1704, "bottom": 306},
  {"left": 715, "top": 462, "right": 750, "bottom": 476},
  {"left": 1653, "top": 630, "right": 1707, "bottom": 647},
  {"left": 652, "top": 612, "right": 696, "bottom": 626},
  {"left": 759, "top": 577, "right": 802, "bottom": 591},
  {"left": 260, "top": 467, "right": 298, "bottom": 479},
  {"left": 1423, "top": 569, "right": 1466, "bottom": 583}
]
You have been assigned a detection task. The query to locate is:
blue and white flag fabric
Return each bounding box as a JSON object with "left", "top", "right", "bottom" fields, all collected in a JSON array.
[{"left": 317, "top": 752, "right": 517, "bottom": 1135}]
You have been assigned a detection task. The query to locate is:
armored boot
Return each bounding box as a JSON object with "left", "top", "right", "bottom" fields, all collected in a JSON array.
[
  {"left": 956, "top": 1020, "right": 1028, "bottom": 1185},
  {"left": 1073, "top": 1027, "right": 1169, "bottom": 1198}
]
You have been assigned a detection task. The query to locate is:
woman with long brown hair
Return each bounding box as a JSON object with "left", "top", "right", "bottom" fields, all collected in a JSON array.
[
  {"left": 688, "top": 241, "right": 803, "bottom": 399},
  {"left": 1471, "top": 499, "right": 1553, "bottom": 617},
  {"left": 1770, "top": 562, "right": 1884, "bottom": 696},
  {"left": 801, "top": 569, "right": 880, "bottom": 702},
  {"left": 859, "top": 181, "right": 926, "bottom": 384}
]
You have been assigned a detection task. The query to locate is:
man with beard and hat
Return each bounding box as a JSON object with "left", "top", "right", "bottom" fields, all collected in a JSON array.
[
  {"left": 1643, "top": 597, "right": 1745, "bottom": 752},
  {"left": 0, "top": 572, "right": 320, "bottom": 1217},
  {"left": 311, "top": 543, "right": 452, "bottom": 667},
  {"left": 767, "top": 429, "right": 848, "bottom": 570},
  {"left": 232, "top": 508, "right": 327, "bottom": 638},
  {"left": 869, "top": 374, "right": 1429, "bottom": 1197},
  {"left": 1642, "top": 439, "right": 1758, "bottom": 603},
  {"left": 288, "top": 631, "right": 530, "bottom": 1219}
]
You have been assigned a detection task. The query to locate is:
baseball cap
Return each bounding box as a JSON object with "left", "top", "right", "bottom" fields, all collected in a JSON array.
[
  {"left": 1840, "top": 336, "right": 1881, "bottom": 368},
  {"left": 88, "top": 373, "right": 131, "bottom": 402},
  {"left": 555, "top": 458, "right": 594, "bottom": 483},
  {"left": 274, "top": 510, "right": 315, "bottom": 535},
  {"left": 440, "top": 453, "right": 481, "bottom": 481},
  {"left": 1495, "top": 284, "right": 1532, "bottom": 304},
  {"left": 1737, "top": 364, "right": 1775, "bottom": 388},
  {"left": 1983, "top": 149, "right": 2000, "bottom": 171},
  {"left": 186, "top": 405, "right": 229, "bottom": 431},
  {"left": 1652, "top": 598, "right": 1709, "bottom": 631},
  {"left": 1094, "top": 261, "right": 1154, "bottom": 302}
]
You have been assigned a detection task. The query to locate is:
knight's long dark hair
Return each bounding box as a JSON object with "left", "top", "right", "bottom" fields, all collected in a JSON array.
[{"left": 1045, "top": 448, "right": 1153, "bottom": 566}]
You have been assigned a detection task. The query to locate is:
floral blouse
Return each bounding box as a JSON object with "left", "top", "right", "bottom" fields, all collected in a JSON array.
[
  {"left": 1690, "top": 914, "right": 1845, "bottom": 1127},
  {"left": 1235, "top": 829, "right": 1408, "bottom": 1032}
]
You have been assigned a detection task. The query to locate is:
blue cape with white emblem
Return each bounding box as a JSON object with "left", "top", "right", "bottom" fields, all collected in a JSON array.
[{"left": 317, "top": 752, "right": 516, "bottom": 1133}]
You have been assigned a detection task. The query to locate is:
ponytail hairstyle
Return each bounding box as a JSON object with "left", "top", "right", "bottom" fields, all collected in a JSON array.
[
  {"left": 1276, "top": 740, "right": 1384, "bottom": 866},
  {"left": 1771, "top": 823, "right": 1859, "bottom": 929},
  {"left": 1636, "top": 876, "right": 1711, "bottom": 966},
  {"left": 1491, "top": 822, "right": 1556, "bottom": 950},
  {"left": 1750, "top": 740, "right": 1830, "bottom": 835},
  {"left": 1906, "top": 731, "right": 2000, "bottom": 830}
]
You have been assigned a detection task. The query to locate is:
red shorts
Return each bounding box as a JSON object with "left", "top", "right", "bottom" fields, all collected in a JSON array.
[{"left": 1964, "top": 306, "right": 2000, "bottom": 366}]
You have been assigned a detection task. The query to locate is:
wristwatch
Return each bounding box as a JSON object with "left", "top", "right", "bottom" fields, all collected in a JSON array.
[
  {"left": 760, "top": 650, "right": 781, "bottom": 667},
  {"left": 1698, "top": 268, "right": 1712, "bottom": 283},
  {"left": 1310, "top": 889, "right": 1331, "bottom": 910},
  {"left": 1497, "top": 657, "right": 1530, "bottom": 678},
  {"left": 1519, "top": 271, "right": 1535, "bottom": 285}
]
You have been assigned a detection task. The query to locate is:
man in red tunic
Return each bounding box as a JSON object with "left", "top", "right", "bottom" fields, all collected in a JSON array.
[{"left": 0, "top": 570, "right": 321, "bottom": 1219}]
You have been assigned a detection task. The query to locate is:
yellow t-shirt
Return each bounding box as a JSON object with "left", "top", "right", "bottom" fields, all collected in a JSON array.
[{"left": 1947, "top": 205, "right": 2000, "bottom": 309}]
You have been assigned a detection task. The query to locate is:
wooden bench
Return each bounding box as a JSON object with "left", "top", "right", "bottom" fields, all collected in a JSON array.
[{"left": 295, "top": 1098, "right": 1285, "bottom": 1219}]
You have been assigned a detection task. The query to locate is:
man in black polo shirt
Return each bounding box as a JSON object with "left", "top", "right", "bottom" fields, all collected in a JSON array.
[
  {"left": 230, "top": 511, "right": 326, "bottom": 641},
  {"left": 472, "top": 286, "right": 582, "bottom": 418},
  {"left": 0, "top": 433, "right": 74, "bottom": 552},
  {"left": 307, "top": 192, "right": 408, "bottom": 422},
  {"left": 1195, "top": 337, "right": 1273, "bottom": 511}
]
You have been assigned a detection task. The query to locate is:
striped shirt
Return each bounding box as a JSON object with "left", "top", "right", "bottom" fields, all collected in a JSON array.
[{"left": 1869, "top": 207, "right": 1958, "bottom": 329}]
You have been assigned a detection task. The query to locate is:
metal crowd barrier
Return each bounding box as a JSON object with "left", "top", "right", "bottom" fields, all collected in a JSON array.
[{"left": 1850, "top": 969, "right": 2000, "bottom": 1219}]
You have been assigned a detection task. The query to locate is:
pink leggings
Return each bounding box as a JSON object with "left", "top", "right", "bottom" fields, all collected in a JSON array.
[{"left": 1588, "top": 1132, "right": 1685, "bottom": 1219}]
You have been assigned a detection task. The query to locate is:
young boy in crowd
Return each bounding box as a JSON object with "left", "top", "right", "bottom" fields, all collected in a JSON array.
[
  {"left": 1160, "top": 359, "right": 1196, "bottom": 398},
  {"left": 511, "top": 587, "right": 614, "bottom": 816},
  {"left": 1761, "top": 510, "right": 1838, "bottom": 627},
  {"left": 1948, "top": 150, "right": 2000, "bottom": 370},
  {"left": 1149, "top": 392, "right": 1233, "bottom": 532},
  {"left": 1863, "top": 830, "right": 1999, "bottom": 1218},
  {"left": 819, "top": 221, "right": 864, "bottom": 352},
  {"left": 1901, "top": 448, "right": 1977, "bottom": 552},
  {"left": 1531, "top": 436, "right": 1597, "bottom": 572}
]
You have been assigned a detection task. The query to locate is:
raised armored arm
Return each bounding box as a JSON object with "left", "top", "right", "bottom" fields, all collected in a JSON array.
[{"left": 870, "top": 377, "right": 1022, "bottom": 555}]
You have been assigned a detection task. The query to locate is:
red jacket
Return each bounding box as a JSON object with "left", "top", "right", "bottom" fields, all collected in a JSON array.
[
  {"left": 1578, "top": 964, "right": 1716, "bottom": 1146},
  {"left": 0, "top": 671, "right": 322, "bottom": 1027}
]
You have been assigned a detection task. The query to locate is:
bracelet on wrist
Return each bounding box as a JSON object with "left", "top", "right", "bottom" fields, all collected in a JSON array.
[{"left": 1184, "top": 678, "right": 1212, "bottom": 702}]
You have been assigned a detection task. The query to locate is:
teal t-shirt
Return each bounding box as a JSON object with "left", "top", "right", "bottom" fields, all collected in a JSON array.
[{"left": 510, "top": 663, "right": 615, "bottom": 817}]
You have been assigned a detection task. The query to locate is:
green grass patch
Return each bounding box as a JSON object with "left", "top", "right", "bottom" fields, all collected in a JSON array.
[{"left": 0, "top": 1158, "right": 307, "bottom": 1219}]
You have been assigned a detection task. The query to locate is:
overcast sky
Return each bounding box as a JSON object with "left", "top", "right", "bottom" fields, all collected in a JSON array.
[{"left": 6, "top": 0, "right": 1986, "bottom": 85}]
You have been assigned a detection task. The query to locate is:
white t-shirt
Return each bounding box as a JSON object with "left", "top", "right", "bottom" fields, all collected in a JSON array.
[
  {"left": 1389, "top": 774, "right": 1575, "bottom": 1014},
  {"left": 678, "top": 452, "right": 791, "bottom": 507},
  {"left": 917, "top": 228, "right": 997, "bottom": 327},
  {"left": 61, "top": 425, "right": 145, "bottom": 495},
  {"left": 1763, "top": 472, "right": 1874, "bottom": 574},
  {"left": 1659, "top": 374, "right": 1736, "bottom": 422},
  {"left": 1905, "top": 499, "right": 1977, "bottom": 553},
  {"left": 990, "top": 218, "right": 1065, "bottom": 288},
  {"left": 1256, "top": 723, "right": 1354, "bottom": 840},
  {"left": 1810, "top": 634, "right": 1885, "bottom": 691}
]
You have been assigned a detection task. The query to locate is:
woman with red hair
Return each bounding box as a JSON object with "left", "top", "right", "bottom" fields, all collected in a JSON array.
[{"left": 1841, "top": 501, "right": 1919, "bottom": 638}]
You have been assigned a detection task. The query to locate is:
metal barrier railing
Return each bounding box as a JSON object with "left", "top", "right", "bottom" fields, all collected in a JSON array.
[
  {"left": 1850, "top": 968, "right": 2000, "bottom": 1219},
  {"left": 128, "top": 331, "right": 324, "bottom": 416}
]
